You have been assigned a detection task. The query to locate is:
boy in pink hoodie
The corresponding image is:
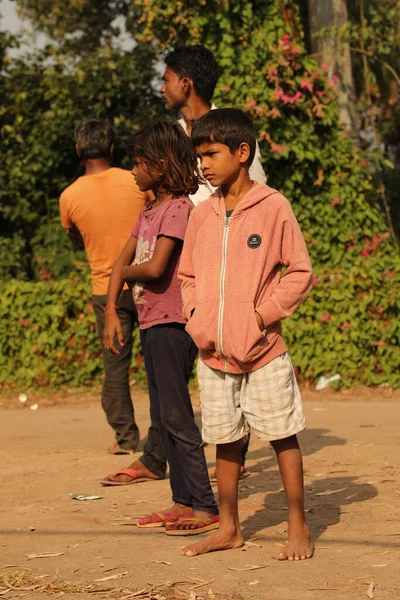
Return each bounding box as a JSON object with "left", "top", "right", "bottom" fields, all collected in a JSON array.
[{"left": 175, "top": 108, "right": 314, "bottom": 560}]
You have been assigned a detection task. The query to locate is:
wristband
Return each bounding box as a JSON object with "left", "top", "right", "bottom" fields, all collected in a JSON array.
[{"left": 103, "top": 304, "right": 118, "bottom": 313}]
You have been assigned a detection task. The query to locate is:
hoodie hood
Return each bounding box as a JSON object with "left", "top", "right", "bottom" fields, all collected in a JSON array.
[{"left": 210, "top": 182, "right": 278, "bottom": 217}]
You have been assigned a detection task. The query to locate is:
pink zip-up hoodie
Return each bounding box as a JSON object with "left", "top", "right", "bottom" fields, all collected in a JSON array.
[{"left": 178, "top": 183, "right": 313, "bottom": 374}]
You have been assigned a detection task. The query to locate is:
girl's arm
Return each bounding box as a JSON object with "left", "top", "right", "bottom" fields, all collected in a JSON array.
[
  {"left": 122, "top": 235, "right": 181, "bottom": 283},
  {"left": 103, "top": 236, "right": 137, "bottom": 355}
]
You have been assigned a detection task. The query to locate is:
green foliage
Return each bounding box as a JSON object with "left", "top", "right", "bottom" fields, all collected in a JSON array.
[
  {"left": 1, "top": 0, "right": 399, "bottom": 389},
  {"left": 0, "top": 269, "right": 143, "bottom": 389},
  {"left": 0, "top": 34, "right": 162, "bottom": 281},
  {"left": 285, "top": 236, "right": 400, "bottom": 388}
]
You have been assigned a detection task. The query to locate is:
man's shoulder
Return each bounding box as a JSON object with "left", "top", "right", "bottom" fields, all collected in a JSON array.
[{"left": 60, "top": 177, "right": 83, "bottom": 202}]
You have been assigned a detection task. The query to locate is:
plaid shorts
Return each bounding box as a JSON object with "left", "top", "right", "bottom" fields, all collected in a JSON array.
[{"left": 197, "top": 353, "right": 306, "bottom": 444}]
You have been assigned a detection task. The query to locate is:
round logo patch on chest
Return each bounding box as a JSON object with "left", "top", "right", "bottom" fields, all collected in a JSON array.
[{"left": 247, "top": 234, "right": 262, "bottom": 249}]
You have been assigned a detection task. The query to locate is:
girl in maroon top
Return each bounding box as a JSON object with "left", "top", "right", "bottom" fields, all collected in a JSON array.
[{"left": 103, "top": 121, "right": 219, "bottom": 535}]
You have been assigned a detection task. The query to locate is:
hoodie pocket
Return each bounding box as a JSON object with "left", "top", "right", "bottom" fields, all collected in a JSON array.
[
  {"left": 185, "top": 300, "right": 218, "bottom": 352},
  {"left": 222, "top": 301, "right": 268, "bottom": 363}
]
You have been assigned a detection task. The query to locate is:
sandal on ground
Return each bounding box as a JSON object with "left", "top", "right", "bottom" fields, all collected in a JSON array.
[
  {"left": 137, "top": 512, "right": 184, "bottom": 528},
  {"left": 165, "top": 514, "right": 220, "bottom": 536},
  {"left": 100, "top": 468, "right": 159, "bottom": 486},
  {"left": 107, "top": 443, "right": 135, "bottom": 455}
]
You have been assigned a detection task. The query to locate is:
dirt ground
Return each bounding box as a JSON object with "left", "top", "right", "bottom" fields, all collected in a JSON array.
[{"left": 1, "top": 386, "right": 399, "bottom": 600}]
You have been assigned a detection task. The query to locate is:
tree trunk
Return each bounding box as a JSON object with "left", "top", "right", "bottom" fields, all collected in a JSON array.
[{"left": 308, "top": 0, "right": 358, "bottom": 135}]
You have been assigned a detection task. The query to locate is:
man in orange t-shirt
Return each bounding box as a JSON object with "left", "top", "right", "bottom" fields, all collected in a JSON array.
[{"left": 60, "top": 118, "right": 151, "bottom": 453}]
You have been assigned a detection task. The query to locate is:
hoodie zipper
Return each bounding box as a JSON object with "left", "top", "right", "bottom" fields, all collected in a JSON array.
[{"left": 217, "top": 216, "right": 230, "bottom": 371}]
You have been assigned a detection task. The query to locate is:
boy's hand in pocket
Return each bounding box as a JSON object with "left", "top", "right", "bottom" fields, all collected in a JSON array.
[{"left": 255, "top": 310, "right": 264, "bottom": 332}]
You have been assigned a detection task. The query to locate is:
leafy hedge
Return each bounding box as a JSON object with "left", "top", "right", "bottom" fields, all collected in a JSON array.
[
  {"left": 0, "top": 269, "right": 143, "bottom": 389},
  {"left": 1, "top": 249, "right": 398, "bottom": 390}
]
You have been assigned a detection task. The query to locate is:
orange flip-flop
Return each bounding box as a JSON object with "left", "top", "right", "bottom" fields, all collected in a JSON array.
[
  {"left": 100, "top": 468, "right": 159, "bottom": 486},
  {"left": 165, "top": 514, "right": 220, "bottom": 536},
  {"left": 137, "top": 512, "right": 184, "bottom": 528}
]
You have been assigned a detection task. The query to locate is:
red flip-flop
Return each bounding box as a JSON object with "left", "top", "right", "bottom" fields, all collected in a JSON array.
[
  {"left": 100, "top": 468, "right": 159, "bottom": 486},
  {"left": 165, "top": 514, "right": 220, "bottom": 536},
  {"left": 137, "top": 512, "right": 184, "bottom": 528}
]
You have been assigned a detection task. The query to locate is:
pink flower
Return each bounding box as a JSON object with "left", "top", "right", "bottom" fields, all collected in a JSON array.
[
  {"left": 321, "top": 313, "right": 331, "bottom": 322},
  {"left": 376, "top": 341, "right": 385, "bottom": 347},
  {"left": 316, "top": 91, "right": 327, "bottom": 98},
  {"left": 321, "top": 62, "right": 330, "bottom": 71},
  {"left": 39, "top": 267, "right": 52, "bottom": 280},
  {"left": 280, "top": 34, "right": 291, "bottom": 46},
  {"left": 332, "top": 197, "right": 341, "bottom": 207},
  {"left": 275, "top": 89, "right": 303, "bottom": 105},
  {"left": 342, "top": 322, "right": 352, "bottom": 330},
  {"left": 312, "top": 277, "right": 319, "bottom": 288},
  {"left": 300, "top": 80, "right": 313, "bottom": 92},
  {"left": 270, "top": 142, "right": 286, "bottom": 154},
  {"left": 293, "top": 366, "right": 299, "bottom": 376},
  {"left": 360, "top": 160, "right": 367, "bottom": 168},
  {"left": 247, "top": 99, "right": 257, "bottom": 108},
  {"left": 379, "top": 307, "right": 384, "bottom": 313},
  {"left": 311, "top": 71, "right": 319, "bottom": 80},
  {"left": 18, "top": 318, "right": 31, "bottom": 328},
  {"left": 331, "top": 74, "right": 340, "bottom": 84}
]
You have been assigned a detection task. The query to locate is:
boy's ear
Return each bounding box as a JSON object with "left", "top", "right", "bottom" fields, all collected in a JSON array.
[
  {"left": 238, "top": 142, "right": 251, "bottom": 164},
  {"left": 75, "top": 144, "right": 81, "bottom": 158}
]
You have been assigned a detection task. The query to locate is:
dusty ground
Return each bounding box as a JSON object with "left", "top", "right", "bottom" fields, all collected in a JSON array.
[{"left": 0, "top": 387, "right": 399, "bottom": 600}]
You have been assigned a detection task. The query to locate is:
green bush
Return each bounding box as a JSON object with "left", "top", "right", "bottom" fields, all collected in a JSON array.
[
  {"left": 284, "top": 236, "right": 400, "bottom": 388},
  {"left": 0, "top": 268, "right": 143, "bottom": 389},
  {"left": 1, "top": 244, "right": 398, "bottom": 389}
]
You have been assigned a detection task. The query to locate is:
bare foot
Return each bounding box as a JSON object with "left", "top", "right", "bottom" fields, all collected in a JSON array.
[
  {"left": 277, "top": 519, "right": 314, "bottom": 561},
  {"left": 165, "top": 510, "right": 219, "bottom": 535},
  {"left": 105, "top": 460, "right": 161, "bottom": 483},
  {"left": 181, "top": 526, "right": 244, "bottom": 556}
]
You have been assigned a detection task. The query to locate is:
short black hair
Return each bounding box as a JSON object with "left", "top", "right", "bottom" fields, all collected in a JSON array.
[
  {"left": 192, "top": 108, "right": 256, "bottom": 165},
  {"left": 164, "top": 45, "right": 221, "bottom": 103},
  {"left": 74, "top": 118, "right": 114, "bottom": 160}
]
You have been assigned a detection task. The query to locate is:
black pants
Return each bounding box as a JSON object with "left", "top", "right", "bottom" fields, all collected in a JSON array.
[
  {"left": 92, "top": 291, "right": 141, "bottom": 450},
  {"left": 140, "top": 324, "right": 218, "bottom": 514}
]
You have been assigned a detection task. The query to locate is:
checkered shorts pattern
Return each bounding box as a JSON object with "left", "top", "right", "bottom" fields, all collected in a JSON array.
[{"left": 197, "top": 353, "right": 306, "bottom": 444}]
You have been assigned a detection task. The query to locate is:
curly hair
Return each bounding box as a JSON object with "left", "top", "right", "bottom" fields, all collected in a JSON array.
[
  {"left": 164, "top": 45, "right": 221, "bottom": 103},
  {"left": 129, "top": 121, "right": 200, "bottom": 196}
]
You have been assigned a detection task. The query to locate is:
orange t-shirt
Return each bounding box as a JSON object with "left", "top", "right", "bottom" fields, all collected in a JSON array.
[{"left": 60, "top": 167, "right": 149, "bottom": 295}]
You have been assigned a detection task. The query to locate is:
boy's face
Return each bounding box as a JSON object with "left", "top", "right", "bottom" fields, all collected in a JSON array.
[
  {"left": 161, "top": 67, "right": 186, "bottom": 111},
  {"left": 196, "top": 142, "right": 248, "bottom": 188},
  {"left": 131, "top": 158, "right": 155, "bottom": 192}
]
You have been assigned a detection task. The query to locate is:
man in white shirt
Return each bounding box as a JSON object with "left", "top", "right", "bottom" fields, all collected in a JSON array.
[
  {"left": 162, "top": 45, "right": 266, "bottom": 476},
  {"left": 103, "top": 46, "right": 265, "bottom": 486},
  {"left": 161, "top": 44, "right": 267, "bottom": 206}
]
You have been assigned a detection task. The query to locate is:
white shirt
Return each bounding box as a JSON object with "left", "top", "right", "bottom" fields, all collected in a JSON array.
[{"left": 179, "top": 104, "right": 267, "bottom": 206}]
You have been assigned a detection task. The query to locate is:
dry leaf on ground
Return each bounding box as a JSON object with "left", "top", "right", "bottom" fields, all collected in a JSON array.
[
  {"left": 151, "top": 560, "right": 171, "bottom": 566},
  {"left": 228, "top": 564, "right": 269, "bottom": 571},
  {"left": 314, "top": 487, "right": 347, "bottom": 496},
  {"left": 94, "top": 571, "right": 128, "bottom": 582},
  {"left": 26, "top": 552, "right": 64, "bottom": 560},
  {"left": 367, "top": 578, "right": 374, "bottom": 599}
]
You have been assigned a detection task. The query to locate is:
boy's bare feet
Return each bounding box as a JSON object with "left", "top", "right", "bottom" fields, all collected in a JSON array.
[
  {"left": 104, "top": 460, "right": 161, "bottom": 484},
  {"left": 181, "top": 525, "right": 244, "bottom": 556},
  {"left": 277, "top": 519, "right": 314, "bottom": 561}
]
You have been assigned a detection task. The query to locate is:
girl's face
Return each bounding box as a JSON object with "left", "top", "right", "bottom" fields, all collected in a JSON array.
[{"left": 131, "top": 158, "right": 156, "bottom": 192}]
